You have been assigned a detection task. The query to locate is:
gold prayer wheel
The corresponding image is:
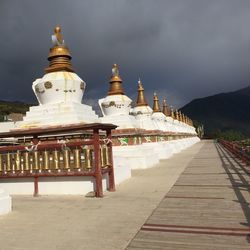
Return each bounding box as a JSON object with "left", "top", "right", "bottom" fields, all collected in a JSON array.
[
  {"left": 33, "top": 151, "right": 40, "bottom": 170},
  {"left": 63, "top": 149, "right": 70, "bottom": 169},
  {"left": 105, "top": 147, "right": 111, "bottom": 166},
  {"left": 23, "top": 152, "right": 30, "bottom": 171},
  {"left": 6, "top": 153, "right": 12, "bottom": 172},
  {"left": 43, "top": 151, "right": 50, "bottom": 170},
  {"left": 15, "top": 152, "right": 21, "bottom": 171},
  {"left": 84, "top": 148, "right": 93, "bottom": 169},
  {"left": 73, "top": 149, "right": 81, "bottom": 169},
  {"left": 100, "top": 147, "right": 105, "bottom": 168},
  {"left": 52, "top": 150, "right": 60, "bottom": 170}
]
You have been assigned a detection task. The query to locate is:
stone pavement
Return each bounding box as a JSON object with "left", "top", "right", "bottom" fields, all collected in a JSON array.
[
  {"left": 126, "top": 141, "right": 250, "bottom": 249},
  {"left": 0, "top": 141, "right": 203, "bottom": 250}
]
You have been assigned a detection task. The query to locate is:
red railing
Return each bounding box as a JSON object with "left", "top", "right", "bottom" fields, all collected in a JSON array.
[
  {"left": 219, "top": 139, "right": 250, "bottom": 166},
  {"left": 0, "top": 123, "right": 117, "bottom": 197}
]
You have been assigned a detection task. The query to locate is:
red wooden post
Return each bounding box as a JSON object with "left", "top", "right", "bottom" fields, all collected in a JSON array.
[
  {"left": 93, "top": 128, "right": 103, "bottom": 197},
  {"left": 107, "top": 129, "right": 115, "bottom": 192},
  {"left": 33, "top": 176, "right": 39, "bottom": 197}
]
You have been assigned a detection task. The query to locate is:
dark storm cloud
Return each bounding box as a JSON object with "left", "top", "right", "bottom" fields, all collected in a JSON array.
[{"left": 1, "top": 0, "right": 250, "bottom": 109}]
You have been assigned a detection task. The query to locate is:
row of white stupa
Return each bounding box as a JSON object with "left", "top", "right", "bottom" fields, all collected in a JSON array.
[
  {"left": 0, "top": 27, "right": 199, "bottom": 213},
  {"left": 13, "top": 27, "right": 196, "bottom": 135}
]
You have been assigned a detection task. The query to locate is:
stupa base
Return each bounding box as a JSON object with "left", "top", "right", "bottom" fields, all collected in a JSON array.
[
  {"left": 100, "top": 115, "right": 138, "bottom": 129},
  {"left": 15, "top": 102, "right": 99, "bottom": 129}
]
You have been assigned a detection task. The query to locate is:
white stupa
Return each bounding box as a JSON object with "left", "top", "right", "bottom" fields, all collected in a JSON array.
[
  {"left": 16, "top": 26, "right": 98, "bottom": 129},
  {"left": 130, "top": 79, "right": 157, "bottom": 130},
  {"left": 98, "top": 64, "right": 138, "bottom": 129},
  {"left": 151, "top": 93, "right": 168, "bottom": 131}
]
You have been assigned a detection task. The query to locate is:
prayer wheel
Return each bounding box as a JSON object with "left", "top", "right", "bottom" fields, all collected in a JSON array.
[
  {"left": 33, "top": 151, "right": 40, "bottom": 170},
  {"left": 23, "top": 152, "right": 30, "bottom": 171},
  {"left": 15, "top": 152, "right": 21, "bottom": 171},
  {"left": 73, "top": 149, "right": 81, "bottom": 169},
  {"left": 43, "top": 151, "right": 50, "bottom": 170},
  {"left": 63, "top": 149, "right": 70, "bottom": 169},
  {"left": 52, "top": 150, "right": 60, "bottom": 170}
]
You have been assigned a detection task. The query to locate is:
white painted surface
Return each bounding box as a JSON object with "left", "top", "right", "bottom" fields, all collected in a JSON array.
[
  {"left": 0, "top": 122, "right": 15, "bottom": 133},
  {"left": 0, "top": 187, "right": 11, "bottom": 215}
]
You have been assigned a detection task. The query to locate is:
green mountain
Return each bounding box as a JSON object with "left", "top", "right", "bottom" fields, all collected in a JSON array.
[
  {"left": 180, "top": 86, "right": 250, "bottom": 137},
  {"left": 0, "top": 100, "right": 32, "bottom": 121}
]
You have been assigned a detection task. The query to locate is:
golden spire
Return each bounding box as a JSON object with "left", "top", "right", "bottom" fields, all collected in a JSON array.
[
  {"left": 136, "top": 79, "right": 148, "bottom": 106},
  {"left": 108, "top": 64, "right": 125, "bottom": 95},
  {"left": 162, "top": 98, "right": 169, "bottom": 116},
  {"left": 175, "top": 110, "right": 179, "bottom": 120},
  {"left": 45, "top": 26, "right": 74, "bottom": 73},
  {"left": 152, "top": 92, "right": 161, "bottom": 113},
  {"left": 179, "top": 111, "right": 183, "bottom": 122},
  {"left": 170, "top": 105, "right": 175, "bottom": 119},
  {"left": 182, "top": 113, "right": 185, "bottom": 123}
]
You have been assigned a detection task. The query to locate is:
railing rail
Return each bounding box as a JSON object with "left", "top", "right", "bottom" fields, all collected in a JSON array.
[
  {"left": 218, "top": 139, "right": 250, "bottom": 166},
  {"left": 0, "top": 123, "right": 117, "bottom": 197}
]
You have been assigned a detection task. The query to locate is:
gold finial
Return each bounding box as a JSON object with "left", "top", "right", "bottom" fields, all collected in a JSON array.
[
  {"left": 45, "top": 26, "right": 74, "bottom": 73},
  {"left": 152, "top": 92, "right": 161, "bottom": 112},
  {"left": 54, "top": 26, "right": 64, "bottom": 45},
  {"left": 170, "top": 105, "right": 175, "bottom": 118},
  {"left": 108, "top": 64, "right": 124, "bottom": 95},
  {"left": 162, "top": 98, "right": 169, "bottom": 116},
  {"left": 136, "top": 78, "right": 148, "bottom": 106}
]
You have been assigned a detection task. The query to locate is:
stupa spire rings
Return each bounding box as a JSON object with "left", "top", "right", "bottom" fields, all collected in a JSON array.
[
  {"left": 152, "top": 92, "right": 161, "bottom": 113},
  {"left": 136, "top": 78, "right": 148, "bottom": 106},
  {"left": 170, "top": 105, "right": 175, "bottom": 119},
  {"left": 108, "top": 64, "right": 124, "bottom": 95},
  {"left": 45, "top": 26, "right": 74, "bottom": 73}
]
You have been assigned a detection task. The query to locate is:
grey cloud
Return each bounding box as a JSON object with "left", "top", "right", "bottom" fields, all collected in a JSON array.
[{"left": 0, "top": 0, "right": 250, "bottom": 110}]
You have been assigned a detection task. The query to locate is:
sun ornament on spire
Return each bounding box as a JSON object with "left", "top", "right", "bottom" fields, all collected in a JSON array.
[
  {"left": 52, "top": 26, "right": 65, "bottom": 46},
  {"left": 112, "top": 63, "right": 119, "bottom": 77}
]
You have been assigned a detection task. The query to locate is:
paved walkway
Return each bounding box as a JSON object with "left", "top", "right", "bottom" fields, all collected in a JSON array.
[
  {"left": 1, "top": 141, "right": 249, "bottom": 250},
  {"left": 0, "top": 141, "right": 203, "bottom": 250},
  {"left": 126, "top": 141, "right": 250, "bottom": 249}
]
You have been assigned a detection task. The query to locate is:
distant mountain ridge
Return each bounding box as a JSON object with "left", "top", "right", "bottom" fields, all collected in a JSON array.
[
  {"left": 180, "top": 86, "right": 250, "bottom": 137},
  {"left": 0, "top": 100, "right": 32, "bottom": 121}
]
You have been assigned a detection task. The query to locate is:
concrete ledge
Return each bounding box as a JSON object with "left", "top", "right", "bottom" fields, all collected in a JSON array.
[{"left": 0, "top": 187, "right": 11, "bottom": 215}]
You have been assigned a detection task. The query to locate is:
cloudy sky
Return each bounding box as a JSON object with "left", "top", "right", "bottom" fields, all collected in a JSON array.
[{"left": 1, "top": 0, "right": 250, "bottom": 110}]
